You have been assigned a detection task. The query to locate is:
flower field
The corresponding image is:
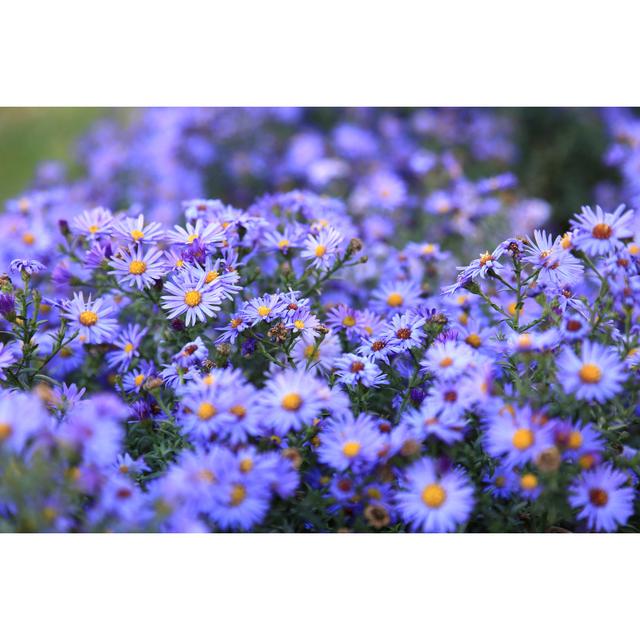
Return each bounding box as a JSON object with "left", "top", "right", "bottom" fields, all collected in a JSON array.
[{"left": 1, "top": 107, "right": 639, "bottom": 532}]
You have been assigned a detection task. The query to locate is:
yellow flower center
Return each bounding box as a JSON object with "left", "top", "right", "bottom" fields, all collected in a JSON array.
[
  {"left": 277, "top": 239, "right": 290, "bottom": 249},
  {"left": 512, "top": 428, "right": 534, "bottom": 450},
  {"left": 186, "top": 233, "right": 199, "bottom": 244},
  {"left": 518, "top": 333, "right": 532, "bottom": 348},
  {"left": 184, "top": 290, "right": 202, "bottom": 307},
  {"left": 592, "top": 223, "right": 612, "bottom": 240},
  {"left": 342, "top": 441, "right": 361, "bottom": 458},
  {"left": 466, "top": 333, "right": 481, "bottom": 348},
  {"left": 387, "top": 292, "right": 404, "bottom": 307},
  {"left": 205, "top": 270, "right": 219, "bottom": 284},
  {"left": 629, "top": 244, "right": 639, "bottom": 255},
  {"left": 257, "top": 305, "right": 271, "bottom": 317},
  {"left": 567, "top": 431, "right": 583, "bottom": 449},
  {"left": 230, "top": 483, "right": 247, "bottom": 506},
  {"left": 439, "top": 356, "right": 453, "bottom": 367},
  {"left": 315, "top": 244, "right": 327, "bottom": 257},
  {"left": 479, "top": 251, "right": 492, "bottom": 266},
  {"left": 421, "top": 483, "right": 446, "bottom": 508},
  {"left": 230, "top": 318, "right": 242, "bottom": 328},
  {"left": 198, "top": 469, "right": 215, "bottom": 483},
  {"left": 197, "top": 402, "right": 217, "bottom": 420},
  {"left": 0, "top": 422, "right": 13, "bottom": 441},
  {"left": 281, "top": 392, "right": 302, "bottom": 411},
  {"left": 79, "top": 310, "right": 98, "bottom": 327},
  {"left": 230, "top": 404, "right": 247, "bottom": 419},
  {"left": 579, "top": 363, "right": 602, "bottom": 384},
  {"left": 342, "top": 315, "right": 356, "bottom": 327},
  {"left": 175, "top": 259, "right": 184, "bottom": 268},
  {"left": 22, "top": 231, "right": 35, "bottom": 245},
  {"left": 88, "top": 224, "right": 99, "bottom": 234},
  {"left": 304, "top": 344, "right": 319, "bottom": 360},
  {"left": 124, "top": 342, "right": 134, "bottom": 354},
  {"left": 294, "top": 320, "right": 305, "bottom": 330},
  {"left": 129, "top": 260, "right": 147, "bottom": 275},
  {"left": 239, "top": 458, "right": 253, "bottom": 473},
  {"left": 130, "top": 229, "right": 144, "bottom": 241},
  {"left": 507, "top": 302, "right": 518, "bottom": 316},
  {"left": 422, "top": 244, "right": 435, "bottom": 254},
  {"left": 520, "top": 473, "right": 538, "bottom": 491},
  {"left": 134, "top": 373, "right": 145, "bottom": 386}
]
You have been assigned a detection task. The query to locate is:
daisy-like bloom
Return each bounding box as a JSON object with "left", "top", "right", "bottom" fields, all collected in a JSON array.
[
  {"left": 10, "top": 258, "right": 46, "bottom": 275},
  {"left": 456, "top": 245, "right": 505, "bottom": 281},
  {"left": 556, "top": 341, "right": 626, "bottom": 402},
  {"left": 215, "top": 314, "right": 248, "bottom": 344},
  {"left": 122, "top": 362, "right": 155, "bottom": 393},
  {"left": 517, "top": 471, "right": 542, "bottom": 501},
  {"left": 61, "top": 292, "right": 118, "bottom": 344},
  {"left": 172, "top": 336, "right": 208, "bottom": 367},
  {"left": 106, "top": 323, "right": 148, "bottom": 372},
  {"left": 396, "top": 457, "right": 474, "bottom": 533},
  {"left": 552, "top": 420, "right": 604, "bottom": 462},
  {"left": 372, "top": 280, "right": 423, "bottom": 315},
  {"left": 0, "top": 391, "right": 49, "bottom": 454},
  {"left": 0, "top": 342, "right": 18, "bottom": 381},
  {"left": 71, "top": 207, "right": 114, "bottom": 239},
  {"left": 325, "top": 304, "right": 362, "bottom": 339},
  {"left": 300, "top": 225, "right": 344, "bottom": 270},
  {"left": 286, "top": 307, "right": 322, "bottom": 341},
  {"left": 382, "top": 312, "right": 426, "bottom": 353},
  {"left": 161, "top": 271, "right": 222, "bottom": 326},
  {"left": 571, "top": 204, "right": 634, "bottom": 256},
  {"left": 483, "top": 466, "right": 518, "bottom": 499},
  {"left": 356, "top": 335, "right": 395, "bottom": 364},
  {"left": 109, "top": 244, "right": 166, "bottom": 289},
  {"left": 569, "top": 463, "right": 635, "bottom": 532},
  {"left": 166, "top": 219, "right": 225, "bottom": 248},
  {"left": 114, "top": 452, "right": 151, "bottom": 477},
  {"left": 263, "top": 228, "right": 303, "bottom": 255},
  {"left": 423, "top": 379, "right": 475, "bottom": 422},
  {"left": 292, "top": 331, "right": 342, "bottom": 372},
  {"left": 484, "top": 404, "right": 555, "bottom": 468},
  {"left": 334, "top": 353, "right": 388, "bottom": 388},
  {"left": 242, "top": 293, "right": 287, "bottom": 326},
  {"left": 317, "top": 412, "right": 386, "bottom": 472},
  {"left": 258, "top": 369, "right": 326, "bottom": 436},
  {"left": 111, "top": 213, "right": 164, "bottom": 245},
  {"left": 421, "top": 340, "right": 474, "bottom": 381},
  {"left": 400, "top": 403, "right": 466, "bottom": 445},
  {"left": 188, "top": 257, "right": 242, "bottom": 302},
  {"left": 523, "top": 229, "right": 584, "bottom": 286},
  {"left": 559, "top": 312, "right": 590, "bottom": 342}
]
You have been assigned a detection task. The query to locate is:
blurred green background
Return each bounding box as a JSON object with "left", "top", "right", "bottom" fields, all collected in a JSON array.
[{"left": 0, "top": 108, "right": 620, "bottom": 227}]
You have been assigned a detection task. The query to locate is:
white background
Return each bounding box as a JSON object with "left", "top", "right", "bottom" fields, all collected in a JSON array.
[{"left": 1, "top": 1, "right": 640, "bottom": 638}]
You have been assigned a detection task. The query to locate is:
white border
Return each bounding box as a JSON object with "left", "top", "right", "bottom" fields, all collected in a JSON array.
[{"left": 1, "top": 534, "right": 638, "bottom": 638}]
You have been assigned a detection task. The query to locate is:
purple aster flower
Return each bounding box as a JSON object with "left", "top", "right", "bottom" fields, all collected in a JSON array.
[
  {"left": 108, "top": 244, "right": 166, "bottom": 289},
  {"left": 317, "top": 413, "right": 385, "bottom": 472},
  {"left": 61, "top": 292, "right": 118, "bottom": 344},
  {"left": 421, "top": 341, "right": 474, "bottom": 380},
  {"left": 106, "top": 323, "right": 148, "bottom": 373},
  {"left": 382, "top": 312, "right": 426, "bottom": 353},
  {"left": 484, "top": 405, "right": 555, "bottom": 468},
  {"left": 10, "top": 258, "right": 46, "bottom": 275},
  {"left": 161, "top": 271, "right": 222, "bottom": 326},
  {"left": 334, "top": 353, "right": 388, "bottom": 388},
  {"left": 396, "top": 457, "right": 474, "bottom": 533},
  {"left": 242, "top": 293, "right": 286, "bottom": 326},
  {"left": 257, "top": 369, "right": 327, "bottom": 436},
  {"left": 556, "top": 341, "right": 626, "bottom": 402},
  {"left": 166, "top": 219, "right": 225, "bottom": 248},
  {"left": 0, "top": 293, "right": 15, "bottom": 316},
  {"left": 371, "top": 280, "right": 423, "bottom": 315},
  {"left": 571, "top": 204, "right": 634, "bottom": 256},
  {"left": 0, "top": 390, "right": 50, "bottom": 453},
  {"left": 569, "top": 464, "right": 634, "bottom": 532},
  {"left": 0, "top": 342, "right": 18, "bottom": 380},
  {"left": 300, "top": 225, "right": 344, "bottom": 270},
  {"left": 71, "top": 207, "right": 114, "bottom": 239},
  {"left": 112, "top": 213, "right": 165, "bottom": 245}
]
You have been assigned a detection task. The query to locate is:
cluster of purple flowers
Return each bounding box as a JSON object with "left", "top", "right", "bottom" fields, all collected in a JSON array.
[{"left": 0, "top": 107, "right": 638, "bottom": 532}]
